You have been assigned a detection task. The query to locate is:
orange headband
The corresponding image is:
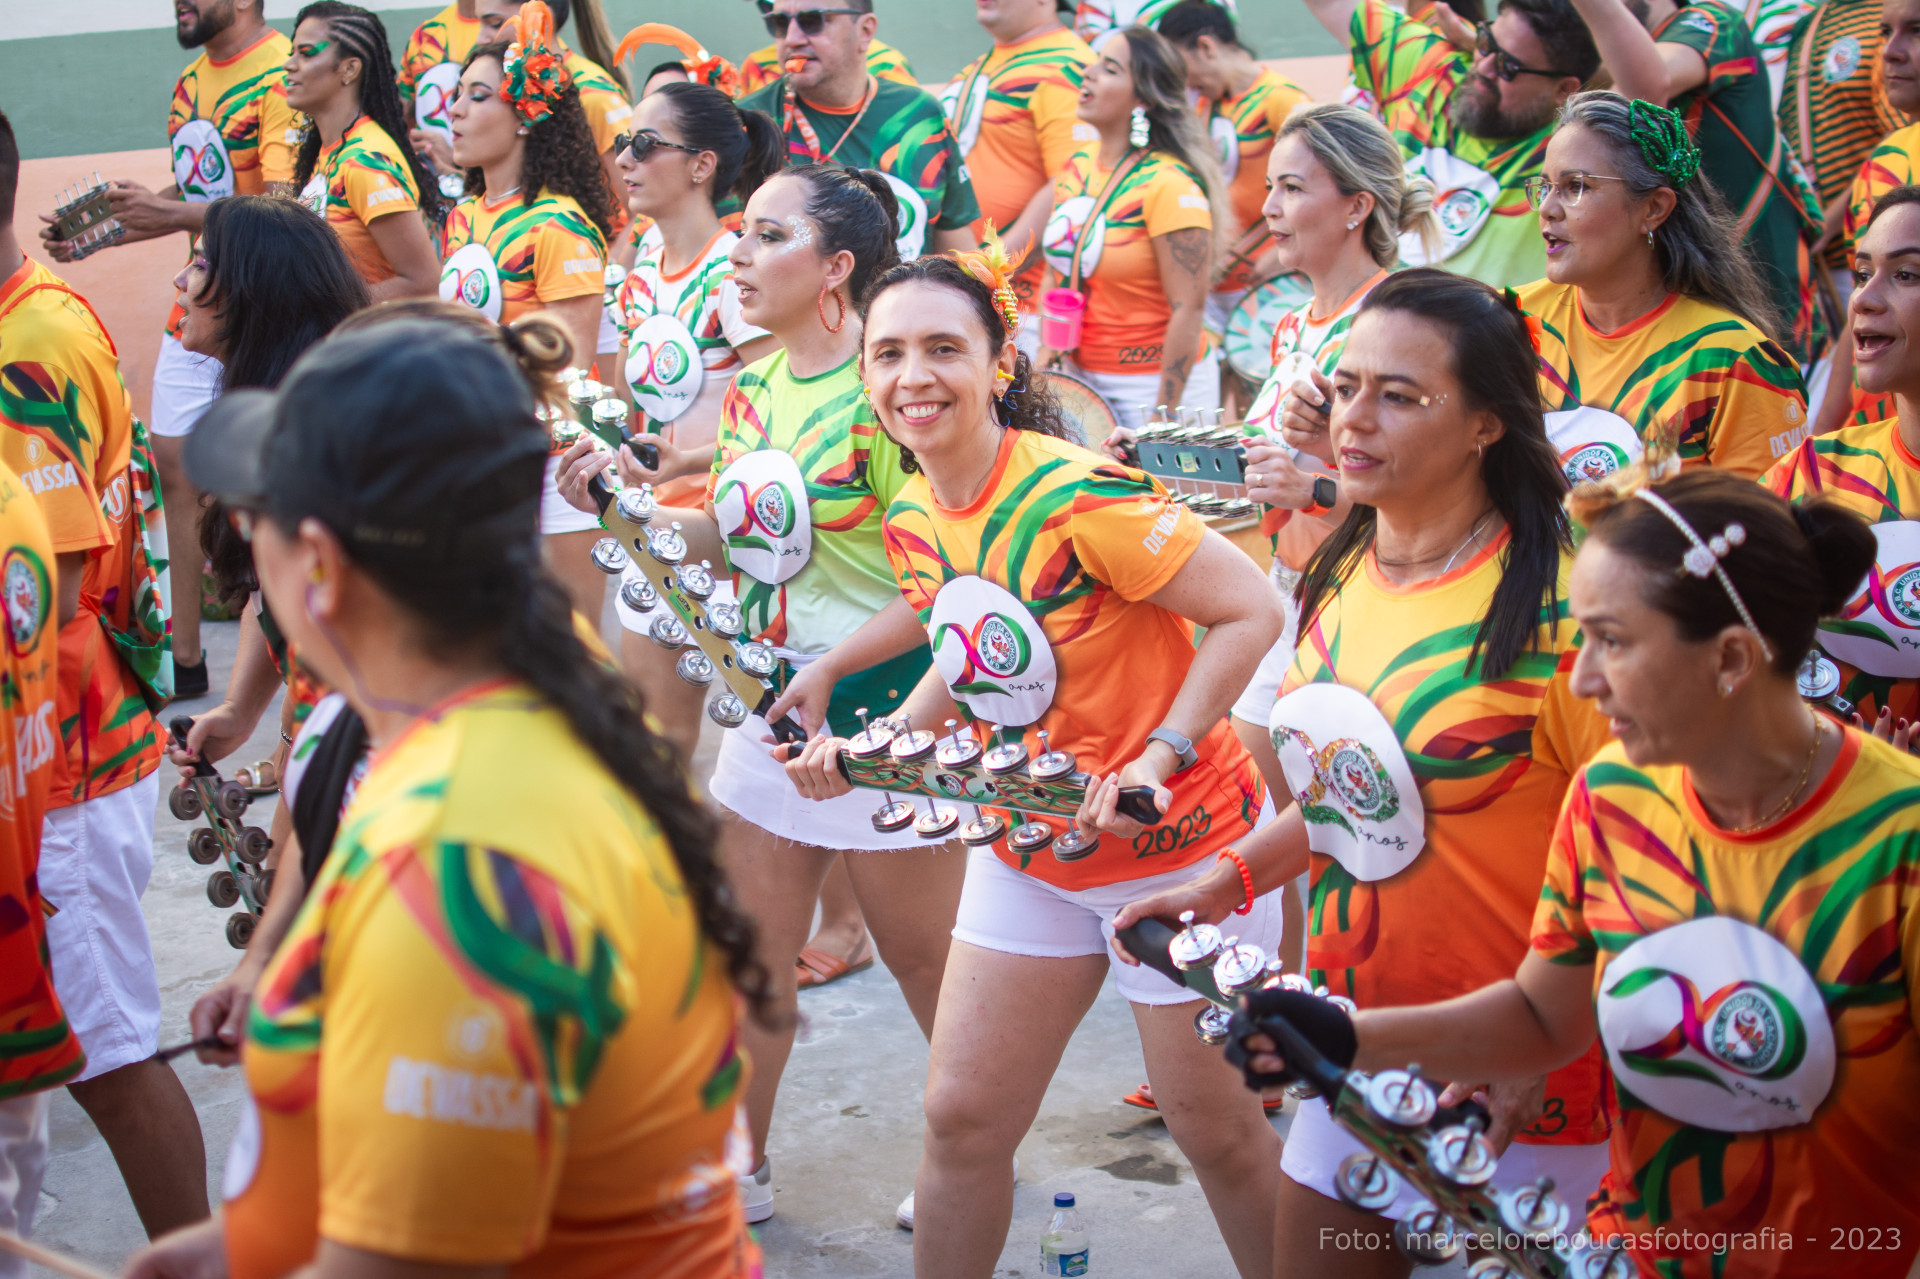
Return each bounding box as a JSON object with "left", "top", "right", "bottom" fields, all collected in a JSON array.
[
  {"left": 500, "top": 1, "right": 570, "bottom": 126},
  {"left": 613, "top": 23, "right": 741, "bottom": 98}
]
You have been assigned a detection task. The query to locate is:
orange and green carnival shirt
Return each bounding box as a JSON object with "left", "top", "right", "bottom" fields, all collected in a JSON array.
[
  {"left": 297, "top": 115, "right": 422, "bottom": 286},
  {"left": 1205, "top": 68, "right": 1310, "bottom": 295},
  {"left": 223, "top": 682, "right": 757, "bottom": 1279},
  {"left": 1043, "top": 144, "right": 1213, "bottom": 376},
  {"left": 1278, "top": 535, "right": 1613, "bottom": 1147},
  {"left": 1848, "top": 119, "right": 1920, "bottom": 250},
  {"left": 0, "top": 462, "right": 81, "bottom": 1099},
  {"left": 615, "top": 228, "right": 767, "bottom": 434},
  {"left": 0, "top": 259, "right": 165, "bottom": 808},
  {"left": 398, "top": 2, "right": 482, "bottom": 143},
  {"left": 737, "top": 39, "right": 917, "bottom": 96},
  {"left": 563, "top": 50, "right": 633, "bottom": 156},
  {"left": 1351, "top": 0, "right": 1548, "bottom": 289},
  {"left": 939, "top": 26, "right": 1095, "bottom": 310},
  {"left": 1519, "top": 281, "right": 1810, "bottom": 477},
  {"left": 1075, "top": 0, "right": 1237, "bottom": 40},
  {"left": 439, "top": 188, "right": 606, "bottom": 327},
  {"left": 883, "top": 427, "right": 1267, "bottom": 892},
  {"left": 1532, "top": 731, "right": 1920, "bottom": 1277},
  {"left": 1765, "top": 416, "right": 1920, "bottom": 726},
  {"left": 165, "top": 29, "right": 299, "bottom": 338}
]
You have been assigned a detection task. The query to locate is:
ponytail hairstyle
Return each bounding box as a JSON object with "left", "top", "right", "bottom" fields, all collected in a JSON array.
[
  {"left": 462, "top": 41, "right": 616, "bottom": 238},
  {"left": 292, "top": 2, "right": 445, "bottom": 221},
  {"left": 1568, "top": 469, "right": 1875, "bottom": 674},
  {"left": 1114, "top": 25, "right": 1230, "bottom": 250},
  {"left": 543, "top": 0, "right": 630, "bottom": 96},
  {"left": 1296, "top": 269, "right": 1573, "bottom": 680},
  {"left": 1556, "top": 91, "right": 1779, "bottom": 342},
  {"left": 263, "top": 313, "right": 776, "bottom": 1025},
  {"left": 857, "top": 253, "right": 1078, "bottom": 472},
  {"left": 650, "top": 82, "right": 784, "bottom": 208},
  {"left": 784, "top": 165, "right": 902, "bottom": 299},
  {"left": 1278, "top": 101, "right": 1438, "bottom": 269}
]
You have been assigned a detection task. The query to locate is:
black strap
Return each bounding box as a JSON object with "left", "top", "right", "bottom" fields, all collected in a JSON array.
[{"left": 292, "top": 706, "right": 369, "bottom": 894}]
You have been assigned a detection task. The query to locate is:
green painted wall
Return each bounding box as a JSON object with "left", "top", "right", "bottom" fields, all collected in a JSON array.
[{"left": 0, "top": 3, "right": 1340, "bottom": 162}]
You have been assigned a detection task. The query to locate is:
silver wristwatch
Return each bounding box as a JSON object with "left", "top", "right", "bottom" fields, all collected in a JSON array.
[{"left": 1146, "top": 726, "right": 1198, "bottom": 771}]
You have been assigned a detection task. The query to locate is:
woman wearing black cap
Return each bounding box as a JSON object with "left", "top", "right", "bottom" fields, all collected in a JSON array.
[{"left": 125, "top": 314, "right": 768, "bottom": 1279}]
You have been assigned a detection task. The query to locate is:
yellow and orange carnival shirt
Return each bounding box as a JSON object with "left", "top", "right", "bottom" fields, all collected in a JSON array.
[
  {"left": 1533, "top": 731, "right": 1920, "bottom": 1278},
  {"left": 439, "top": 188, "right": 607, "bottom": 325},
  {"left": 1278, "top": 535, "right": 1613, "bottom": 1147},
  {"left": 563, "top": 50, "right": 633, "bottom": 155},
  {"left": 298, "top": 116, "right": 422, "bottom": 286},
  {"left": 1765, "top": 416, "right": 1920, "bottom": 726},
  {"left": 398, "top": 2, "right": 482, "bottom": 133},
  {"left": 1044, "top": 145, "right": 1213, "bottom": 376},
  {"left": 940, "top": 26, "right": 1095, "bottom": 310},
  {"left": 1205, "top": 67, "right": 1309, "bottom": 295},
  {"left": 1846, "top": 119, "right": 1920, "bottom": 250},
  {"left": 737, "top": 39, "right": 917, "bottom": 96},
  {"left": 223, "top": 683, "right": 757, "bottom": 1279},
  {"left": 165, "top": 29, "right": 299, "bottom": 338},
  {"left": 0, "top": 259, "right": 164, "bottom": 808},
  {"left": 883, "top": 428, "right": 1266, "bottom": 891},
  {"left": 0, "top": 461, "right": 81, "bottom": 1098}
]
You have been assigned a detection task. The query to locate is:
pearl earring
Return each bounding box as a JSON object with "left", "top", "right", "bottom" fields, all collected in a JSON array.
[
  {"left": 517, "top": 126, "right": 529, "bottom": 135},
  {"left": 1346, "top": 220, "right": 1359, "bottom": 230},
  {"left": 1130, "top": 106, "right": 1151, "bottom": 149}
]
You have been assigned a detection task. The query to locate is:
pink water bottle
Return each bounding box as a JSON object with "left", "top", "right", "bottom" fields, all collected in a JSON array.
[{"left": 1040, "top": 288, "right": 1087, "bottom": 351}]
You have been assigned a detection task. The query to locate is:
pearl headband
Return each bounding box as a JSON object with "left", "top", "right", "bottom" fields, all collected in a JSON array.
[{"left": 1636, "top": 489, "right": 1774, "bottom": 663}]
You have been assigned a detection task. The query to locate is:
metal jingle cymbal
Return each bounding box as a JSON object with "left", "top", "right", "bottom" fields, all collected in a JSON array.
[
  {"left": 648, "top": 613, "right": 689, "bottom": 651},
  {"left": 589, "top": 537, "right": 630, "bottom": 575},
  {"left": 871, "top": 799, "right": 917, "bottom": 834},
  {"left": 615, "top": 485, "right": 656, "bottom": 526},
  {"left": 958, "top": 808, "right": 1006, "bottom": 846},
  {"left": 914, "top": 802, "right": 961, "bottom": 839},
  {"left": 1051, "top": 825, "right": 1099, "bottom": 861},
  {"left": 676, "top": 650, "right": 716, "bottom": 688},
  {"left": 706, "top": 600, "right": 744, "bottom": 639},
  {"left": 1007, "top": 821, "right": 1054, "bottom": 854},
  {"left": 1193, "top": 1003, "right": 1234, "bottom": 1046},
  {"left": 737, "top": 642, "right": 779, "bottom": 679},
  {"left": 707, "top": 691, "right": 749, "bottom": 728},
  {"left": 620, "top": 577, "right": 658, "bottom": 613}
]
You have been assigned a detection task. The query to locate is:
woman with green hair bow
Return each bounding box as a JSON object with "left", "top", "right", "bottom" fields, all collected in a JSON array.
[{"left": 1514, "top": 90, "right": 1808, "bottom": 482}]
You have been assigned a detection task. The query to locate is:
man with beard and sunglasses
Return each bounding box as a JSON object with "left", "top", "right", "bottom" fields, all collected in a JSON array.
[
  {"left": 737, "top": 0, "right": 920, "bottom": 95},
  {"left": 40, "top": 0, "right": 298, "bottom": 701},
  {"left": 1300, "top": 0, "right": 1598, "bottom": 289}
]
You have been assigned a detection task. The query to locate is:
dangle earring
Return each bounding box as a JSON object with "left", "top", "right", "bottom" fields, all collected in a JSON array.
[
  {"left": 818, "top": 285, "right": 848, "bottom": 333},
  {"left": 1646, "top": 227, "right": 1655, "bottom": 247},
  {"left": 1130, "top": 106, "right": 1151, "bottom": 149}
]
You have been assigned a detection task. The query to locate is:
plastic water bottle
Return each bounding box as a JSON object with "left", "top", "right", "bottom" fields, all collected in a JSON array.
[{"left": 1040, "top": 1191, "right": 1090, "bottom": 1276}]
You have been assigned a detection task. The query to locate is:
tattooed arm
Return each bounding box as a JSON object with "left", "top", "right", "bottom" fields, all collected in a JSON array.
[{"left": 1152, "top": 226, "right": 1213, "bottom": 410}]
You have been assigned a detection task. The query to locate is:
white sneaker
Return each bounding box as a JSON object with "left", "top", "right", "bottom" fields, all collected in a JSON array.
[
  {"left": 739, "top": 1156, "right": 774, "bottom": 1224},
  {"left": 896, "top": 1157, "right": 1015, "bottom": 1230}
]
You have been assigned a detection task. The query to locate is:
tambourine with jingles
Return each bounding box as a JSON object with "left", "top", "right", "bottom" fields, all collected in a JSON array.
[
  {"left": 1116, "top": 913, "right": 1630, "bottom": 1279},
  {"left": 47, "top": 175, "right": 125, "bottom": 260}
]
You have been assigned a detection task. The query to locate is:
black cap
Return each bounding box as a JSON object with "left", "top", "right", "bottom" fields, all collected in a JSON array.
[{"left": 187, "top": 319, "right": 550, "bottom": 566}]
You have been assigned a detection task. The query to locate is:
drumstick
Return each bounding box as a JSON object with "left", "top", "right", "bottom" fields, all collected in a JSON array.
[{"left": 0, "top": 1230, "right": 117, "bottom": 1279}]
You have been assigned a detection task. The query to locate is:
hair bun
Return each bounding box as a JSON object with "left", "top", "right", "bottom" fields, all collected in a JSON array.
[
  {"left": 1791, "top": 499, "right": 1877, "bottom": 618},
  {"left": 850, "top": 168, "right": 902, "bottom": 240}
]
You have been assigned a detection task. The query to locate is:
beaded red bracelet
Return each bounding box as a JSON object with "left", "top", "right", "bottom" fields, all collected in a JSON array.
[{"left": 1219, "top": 848, "right": 1255, "bottom": 915}]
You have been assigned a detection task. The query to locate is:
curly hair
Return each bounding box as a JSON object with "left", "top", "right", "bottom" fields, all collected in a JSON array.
[
  {"left": 292, "top": 2, "right": 446, "bottom": 221},
  {"left": 461, "top": 40, "right": 617, "bottom": 240}
]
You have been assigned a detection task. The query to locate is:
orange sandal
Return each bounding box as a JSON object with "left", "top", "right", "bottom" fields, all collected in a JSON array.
[
  {"left": 1122, "top": 1085, "right": 1286, "bottom": 1114},
  {"left": 795, "top": 942, "right": 875, "bottom": 990}
]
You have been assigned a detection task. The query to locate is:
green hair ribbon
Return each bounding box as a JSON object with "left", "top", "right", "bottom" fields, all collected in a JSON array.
[{"left": 1627, "top": 99, "right": 1700, "bottom": 189}]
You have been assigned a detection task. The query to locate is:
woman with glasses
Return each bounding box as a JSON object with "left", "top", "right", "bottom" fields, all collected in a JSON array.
[
  {"left": 284, "top": 2, "right": 443, "bottom": 297},
  {"left": 1518, "top": 92, "right": 1807, "bottom": 479},
  {"left": 1037, "top": 24, "right": 1227, "bottom": 430},
  {"left": 1113, "top": 270, "right": 1616, "bottom": 1279},
  {"left": 601, "top": 78, "right": 783, "bottom": 751},
  {"left": 441, "top": 0, "right": 614, "bottom": 620},
  {"left": 1217, "top": 469, "right": 1920, "bottom": 1279}
]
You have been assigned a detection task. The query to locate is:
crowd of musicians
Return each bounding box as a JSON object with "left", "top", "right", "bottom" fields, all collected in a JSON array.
[{"left": 1, "top": 0, "right": 1918, "bottom": 1275}]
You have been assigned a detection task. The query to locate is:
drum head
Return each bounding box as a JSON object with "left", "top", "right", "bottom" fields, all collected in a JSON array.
[
  {"left": 1038, "top": 369, "right": 1119, "bottom": 446},
  {"left": 1223, "top": 274, "right": 1312, "bottom": 385}
]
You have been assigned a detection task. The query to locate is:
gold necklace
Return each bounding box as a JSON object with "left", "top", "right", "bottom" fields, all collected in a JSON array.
[{"left": 1725, "top": 716, "right": 1823, "bottom": 834}]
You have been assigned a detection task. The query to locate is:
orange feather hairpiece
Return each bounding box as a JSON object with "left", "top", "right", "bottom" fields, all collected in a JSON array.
[
  {"left": 613, "top": 23, "right": 741, "bottom": 98},
  {"left": 500, "top": 1, "right": 570, "bottom": 126},
  {"left": 952, "top": 226, "right": 1025, "bottom": 337}
]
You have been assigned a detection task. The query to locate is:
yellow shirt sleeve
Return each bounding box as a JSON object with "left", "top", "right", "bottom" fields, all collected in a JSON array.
[
  {"left": 1070, "top": 475, "right": 1204, "bottom": 602},
  {"left": 345, "top": 161, "right": 420, "bottom": 225},
  {"left": 1141, "top": 167, "right": 1213, "bottom": 239},
  {"left": 531, "top": 227, "right": 607, "bottom": 305},
  {"left": 1032, "top": 81, "right": 1093, "bottom": 178},
  {"left": 0, "top": 364, "right": 112, "bottom": 555},
  {"left": 258, "top": 85, "right": 301, "bottom": 188},
  {"left": 1532, "top": 646, "right": 1613, "bottom": 780},
  {"left": 1703, "top": 359, "right": 1810, "bottom": 479},
  {"left": 1529, "top": 773, "right": 1600, "bottom": 967},
  {"left": 579, "top": 87, "right": 632, "bottom": 155}
]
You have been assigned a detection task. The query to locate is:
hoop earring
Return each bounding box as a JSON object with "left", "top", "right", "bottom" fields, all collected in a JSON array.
[
  {"left": 1130, "top": 106, "right": 1151, "bottom": 149},
  {"left": 818, "top": 286, "right": 848, "bottom": 334}
]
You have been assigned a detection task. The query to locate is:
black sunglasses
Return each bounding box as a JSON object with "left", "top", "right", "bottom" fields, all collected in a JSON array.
[
  {"left": 763, "top": 7, "right": 864, "bottom": 38},
  {"left": 1473, "top": 22, "right": 1576, "bottom": 81},
  {"left": 614, "top": 131, "right": 706, "bottom": 162}
]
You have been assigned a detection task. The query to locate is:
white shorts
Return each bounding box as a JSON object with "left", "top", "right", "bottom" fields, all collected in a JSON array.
[
  {"left": 1280, "top": 1094, "right": 1610, "bottom": 1221},
  {"left": 1063, "top": 349, "right": 1222, "bottom": 433},
  {"left": 597, "top": 306, "right": 621, "bottom": 357},
  {"left": 540, "top": 454, "right": 602, "bottom": 535},
  {"left": 39, "top": 773, "right": 163, "bottom": 1081},
  {"left": 1231, "top": 565, "right": 1302, "bottom": 726},
  {"left": 710, "top": 714, "right": 929, "bottom": 851},
  {"left": 148, "top": 334, "right": 222, "bottom": 438},
  {"left": 951, "top": 803, "right": 1282, "bottom": 1007},
  {"left": 0, "top": 1093, "right": 48, "bottom": 1279}
]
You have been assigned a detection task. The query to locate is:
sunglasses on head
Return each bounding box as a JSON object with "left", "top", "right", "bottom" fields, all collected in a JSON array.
[
  {"left": 614, "top": 131, "right": 706, "bottom": 162},
  {"left": 763, "top": 7, "right": 864, "bottom": 38},
  {"left": 1473, "top": 22, "right": 1576, "bottom": 81}
]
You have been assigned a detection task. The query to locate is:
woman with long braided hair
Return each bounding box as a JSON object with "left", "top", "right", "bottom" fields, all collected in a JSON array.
[{"left": 285, "top": 1, "right": 442, "bottom": 296}]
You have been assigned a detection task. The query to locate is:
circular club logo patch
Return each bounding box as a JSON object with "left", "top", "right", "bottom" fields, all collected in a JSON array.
[
  {"left": 439, "top": 241, "right": 503, "bottom": 322},
  {"left": 881, "top": 172, "right": 932, "bottom": 261},
  {"left": 1211, "top": 114, "right": 1241, "bottom": 181},
  {"left": 1270, "top": 682, "right": 1426, "bottom": 881},
  {"left": 2, "top": 549, "right": 48, "bottom": 656},
  {"left": 1598, "top": 915, "right": 1834, "bottom": 1132},
  {"left": 626, "top": 313, "right": 706, "bottom": 424},
  {"left": 1546, "top": 406, "right": 1642, "bottom": 488},
  {"left": 940, "top": 75, "right": 991, "bottom": 157},
  {"left": 1043, "top": 195, "right": 1107, "bottom": 280},
  {"left": 713, "top": 449, "right": 812, "bottom": 585},
  {"left": 1825, "top": 35, "right": 1862, "bottom": 82},
  {"left": 1398, "top": 148, "right": 1499, "bottom": 266},
  {"left": 1245, "top": 349, "right": 1316, "bottom": 438},
  {"left": 1822, "top": 519, "right": 1920, "bottom": 678},
  {"left": 928, "top": 575, "right": 1058, "bottom": 727},
  {"left": 172, "top": 119, "right": 234, "bottom": 202},
  {"left": 414, "top": 60, "right": 463, "bottom": 140}
]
